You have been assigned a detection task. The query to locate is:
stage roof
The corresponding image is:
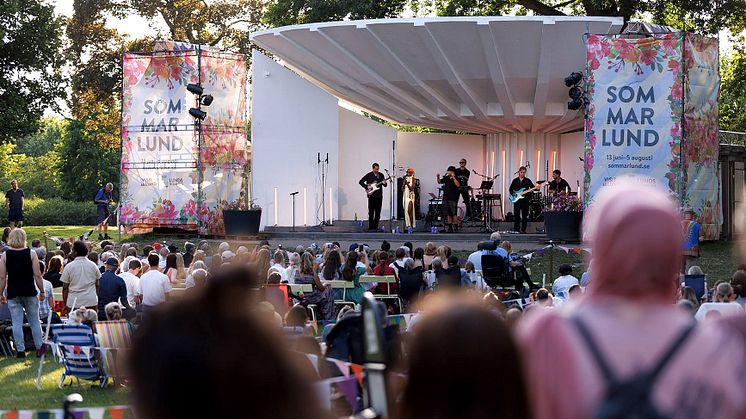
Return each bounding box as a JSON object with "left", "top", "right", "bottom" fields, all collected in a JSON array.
[{"left": 250, "top": 16, "right": 624, "bottom": 135}]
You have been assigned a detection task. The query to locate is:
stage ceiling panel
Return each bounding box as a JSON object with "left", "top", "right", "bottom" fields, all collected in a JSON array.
[{"left": 251, "top": 16, "right": 624, "bottom": 135}]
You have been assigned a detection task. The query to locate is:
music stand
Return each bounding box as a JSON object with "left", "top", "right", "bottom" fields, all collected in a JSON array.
[{"left": 479, "top": 180, "right": 494, "bottom": 190}]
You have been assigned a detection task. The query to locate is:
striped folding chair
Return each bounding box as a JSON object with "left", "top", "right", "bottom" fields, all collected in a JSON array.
[
  {"left": 51, "top": 324, "right": 108, "bottom": 388},
  {"left": 95, "top": 320, "right": 135, "bottom": 382}
]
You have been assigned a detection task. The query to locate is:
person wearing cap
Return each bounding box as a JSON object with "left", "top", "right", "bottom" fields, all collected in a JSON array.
[
  {"left": 97, "top": 257, "right": 131, "bottom": 320},
  {"left": 437, "top": 166, "right": 462, "bottom": 233},
  {"left": 681, "top": 207, "right": 703, "bottom": 274}
]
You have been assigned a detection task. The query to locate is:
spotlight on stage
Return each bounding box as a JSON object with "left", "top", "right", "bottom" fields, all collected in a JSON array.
[
  {"left": 189, "top": 108, "right": 207, "bottom": 120},
  {"left": 564, "top": 72, "right": 583, "bottom": 87},
  {"left": 569, "top": 86, "right": 583, "bottom": 100},
  {"left": 200, "top": 94, "right": 214, "bottom": 106},
  {"left": 567, "top": 98, "right": 584, "bottom": 110},
  {"left": 187, "top": 83, "right": 204, "bottom": 96}
]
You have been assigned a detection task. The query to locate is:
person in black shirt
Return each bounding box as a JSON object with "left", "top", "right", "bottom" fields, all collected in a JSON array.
[
  {"left": 359, "top": 163, "right": 388, "bottom": 231},
  {"left": 547, "top": 169, "right": 571, "bottom": 195},
  {"left": 437, "top": 166, "right": 461, "bottom": 233},
  {"left": 5, "top": 180, "right": 24, "bottom": 228},
  {"left": 509, "top": 167, "right": 534, "bottom": 233},
  {"left": 454, "top": 158, "right": 472, "bottom": 218}
]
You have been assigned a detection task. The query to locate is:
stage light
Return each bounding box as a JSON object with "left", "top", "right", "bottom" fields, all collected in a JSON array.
[
  {"left": 568, "top": 98, "right": 584, "bottom": 110},
  {"left": 189, "top": 108, "right": 207, "bottom": 120},
  {"left": 187, "top": 83, "right": 204, "bottom": 96},
  {"left": 569, "top": 86, "right": 583, "bottom": 100},
  {"left": 200, "top": 94, "right": 214, "bottom": 106},
  {"left": 564, "top": 72, "right": 583, "bottom": 87}
]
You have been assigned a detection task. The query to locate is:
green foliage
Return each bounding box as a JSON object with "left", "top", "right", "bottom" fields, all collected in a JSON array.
[
  {"left": 720, "top": 41, "right": 746, "bottom": 133},
  {"left": 57, "top": 119, "right": 121, "bottom": 202},
  {"left": 263, "top": 0, "right": 409, "bottom": 27},
  {"left": 9, "top": 198, "right": 98, "bottom": 226},
  {"left": 0, "top": 0, "right": 66, "bottom": 142},
  {"left": 0, "top": 140, "right": 63, "bottom": 199},
  {"left": 12, "top": 118, "right": 66, "bottom": 157}
]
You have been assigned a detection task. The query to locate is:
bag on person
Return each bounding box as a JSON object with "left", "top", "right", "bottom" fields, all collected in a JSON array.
[{"left": 571, "top": 317, "right": 695, "bottom": 419}]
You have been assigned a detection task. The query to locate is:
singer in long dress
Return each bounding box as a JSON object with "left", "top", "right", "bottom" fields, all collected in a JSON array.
[{"left": 403, "top": 168, "right": 418, "bottom": 229}]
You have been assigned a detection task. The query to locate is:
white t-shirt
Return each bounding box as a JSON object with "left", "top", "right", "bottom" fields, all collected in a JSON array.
[
  {"left": 695, "top": 302, "right": 744, "bottom": 321},
  {"left": 119, "top": 271, "right": 140, "bottom": 307},
  {"left": 136, "top": 269, "right": 172, "bottom": 306},
  {"left": 552, "top": 275, "right": 580, "bottom": 299},
  {"left": 268, "top": 263, "right": 288, "bottom": 282},
  {"left": 60, "top": 256, "right": 101, "bottom": 308},
  {"left": 122, "top": 255, "right": 137, "bottom": 272}
]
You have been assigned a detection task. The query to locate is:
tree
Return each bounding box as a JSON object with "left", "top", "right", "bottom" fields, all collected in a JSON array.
[
  {"left": 434, "top": 0, "right": 746, "bottom": 34},
  {"left": 0, "top": 0, "right": 66, "bottom": 142},
  {"left": 263, "top": 0, "right": 410, "bottom": 27},
  {"left": 720, "top": 41, "right": 746, "bottom": 133},
  {"left": 13, "top": 117, "right": 66, "bottom": 157}
]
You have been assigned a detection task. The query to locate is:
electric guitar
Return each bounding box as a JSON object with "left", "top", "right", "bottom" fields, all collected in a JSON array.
[
  {"left": 509, "top": 181, "right": 545, "bottom": 203},
  {"left": 366, "top": 175, "right": 393, "bottom": 196}
]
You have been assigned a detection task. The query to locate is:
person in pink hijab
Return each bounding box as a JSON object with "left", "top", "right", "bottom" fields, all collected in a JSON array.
[{"left": 517, "top": 178, "right": 746, "bottom": 419}]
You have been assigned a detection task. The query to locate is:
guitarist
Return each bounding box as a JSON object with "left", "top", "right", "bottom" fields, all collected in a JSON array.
[
  {"left": 509, "top": 167, "right": 534, "bottom": 233},
  {"left": 359, "top": 163, "right": 387, "bottom": 231}
]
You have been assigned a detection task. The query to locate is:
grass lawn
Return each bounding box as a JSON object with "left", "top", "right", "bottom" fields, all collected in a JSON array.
[{"left": 0, "top": 356, "right": 129, "bottom": 411}]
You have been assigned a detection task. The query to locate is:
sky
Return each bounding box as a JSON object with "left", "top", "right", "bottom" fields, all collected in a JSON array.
[{"left": 53, "top": 0, "right": 165, "bottom": 39}]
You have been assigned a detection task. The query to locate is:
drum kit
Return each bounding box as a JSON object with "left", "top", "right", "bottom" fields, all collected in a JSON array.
[{"left": 426, "top": 179, "right": 505, "bottom": 232}]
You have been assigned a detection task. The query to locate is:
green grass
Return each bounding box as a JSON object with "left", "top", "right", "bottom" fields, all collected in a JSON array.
[
  {"left": 20, "top": 226, "right": 134, "bottom": 247},
  {"left": 0, "top": 356, "right": 129, "bottom": 410}
]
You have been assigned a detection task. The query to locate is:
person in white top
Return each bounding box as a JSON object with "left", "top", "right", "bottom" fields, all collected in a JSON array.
[
  {"left": 283, "top": 253, "right": 300, "bottom": 284},
  {"left": 551, "top": 264, "right": 579, "bottom": 300},
  {"left": 60, "top": 241, "right": 101, "bottom": 310},
  {"left": 135, "top": 253, "right": 172, "bottom": 310},
  {"left": 695, "top": 282, "right": 744, "bottom": 321},
  {"left": 268, "top": 250, "right": 287, "bottom": 282},
  {"left": 118, "top": 258, "right": 142, "bottom": 308}
]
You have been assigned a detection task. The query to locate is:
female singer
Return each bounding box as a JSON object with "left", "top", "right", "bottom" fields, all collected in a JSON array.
[{"left": 403, "top": 167, "right": 418, "bottom": 230}]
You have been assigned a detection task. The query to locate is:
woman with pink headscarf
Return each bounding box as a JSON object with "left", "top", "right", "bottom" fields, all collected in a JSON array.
[{"left": 517, "top": 179, "right": 746, "bottom": 419}]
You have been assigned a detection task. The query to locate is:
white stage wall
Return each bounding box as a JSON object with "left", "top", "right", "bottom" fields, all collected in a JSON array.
[
  {"left": 397, "top": 132, "right": 484, "bottom": 216},
  {"left": 338, "top": 108, "right": 396, "bottom": 220},
  {"left": 558, "top": 131, "right": 584, "bottom": 194},
  {"left": 251, "top": 51, "right": 340, "bottom": 229}
]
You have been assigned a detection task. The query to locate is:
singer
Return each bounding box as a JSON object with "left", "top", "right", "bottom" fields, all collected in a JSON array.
[{"left": 359, "top": 163, "right": 387, "bottom": 231}]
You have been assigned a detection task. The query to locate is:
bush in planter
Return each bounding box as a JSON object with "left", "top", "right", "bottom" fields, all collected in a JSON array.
[{"left": 9, "top": 197, "right": 98, "bottom": 226}]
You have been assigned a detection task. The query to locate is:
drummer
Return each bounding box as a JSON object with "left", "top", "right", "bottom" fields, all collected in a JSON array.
[
  {"left": 546, "top": 169, "right": 571, "bottom": 195},
  {"left": 455, "top": 158, "right": 472, "bottom": 218}
]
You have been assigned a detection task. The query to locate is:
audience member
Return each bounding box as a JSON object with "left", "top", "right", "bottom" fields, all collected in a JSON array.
[
  {"left": 104, "top": 301, "right": 124, "bottom": 321},
  {"left": 518, "top": 178, "right": 746, "bottom": 419},
  {"left": 163, "top": 254, "right": 179, "bottom": 284},
  {"left": 182, "top": 242, "right": 195, "bottom": 267},
  {"left": 467, "top": 232, "right": 508, "bottom": 270},
  {"left": 284, "top": 252, "right": 300, "bottom": 284},
  {"left": 0, "top": 228, "right": 46, "bottom": 357},
  {"left": 61, "top": 241, "right": 101, "bottom": 312},
  {"left": 97, "top": 258, "right": 131, "bottom": 320},
  {"left": 731, "top": 270, "right": 746, "bottom": 306},
  {"left": 294, "top": 253, "right": 334, "bottom": 320},
  {"left": 269, "top": 250, "right": 287, "bottom": 281},
  {"left": 339, "top": 251, "right": 366, "bottom": 304},
  {"left": 135, "top": 253, "right": 172, "bottom": 316},
  {"left": 423, "top": 242, "right": 437, "bottom": 269},
  {"left": 119, "top": 258, "right": 142, "bottom": 308},
  {"left": 44, "top": 255, "right": 64, "bottom": 288},
  {"left": 551, "top": 264, "right": 579, "bottom": 300}
]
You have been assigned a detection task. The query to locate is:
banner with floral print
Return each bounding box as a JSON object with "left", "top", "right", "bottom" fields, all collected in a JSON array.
[
  {"left": 683, "top": 34, "right": 721, "bottom": 240},
  {"left": 120, "top": 45, "right": 248, "bottom": 234},
  {"left": 584, "top": 33, "right": 684, "bottom": 204}
]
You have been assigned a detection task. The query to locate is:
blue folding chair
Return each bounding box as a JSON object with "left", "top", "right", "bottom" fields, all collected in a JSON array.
[
  {"left": 51, "top": 324, "right": 108, "bottom": 388},
  {"left": 684, "top": 274, "right": 707, "bottom": 302}
]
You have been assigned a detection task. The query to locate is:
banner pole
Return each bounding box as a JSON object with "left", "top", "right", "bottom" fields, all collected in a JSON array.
[{"left": 196, "top": 47, "right": 203, "bottom": 237}]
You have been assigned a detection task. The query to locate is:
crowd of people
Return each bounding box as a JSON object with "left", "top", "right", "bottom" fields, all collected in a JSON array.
[{"left": 1, "top": 179, "right": 746, "bottom": 418}]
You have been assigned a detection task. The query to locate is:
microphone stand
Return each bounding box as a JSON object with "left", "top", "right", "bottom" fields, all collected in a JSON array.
[
  {"left": 290, "top": 192, "right": 299, "bottom": 232},
  {"left": 318, "top": 152, "right": 329, "bottom": 227}
]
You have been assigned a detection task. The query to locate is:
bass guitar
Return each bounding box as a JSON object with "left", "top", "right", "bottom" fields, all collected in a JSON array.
[
  {"left": 366, "top": 175, "right": 393, "bottom": 196},
  {"left": 509, "top": 181, "right": 544, "bottom": 203}
]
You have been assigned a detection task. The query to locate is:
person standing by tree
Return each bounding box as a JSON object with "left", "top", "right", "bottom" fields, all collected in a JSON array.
[
  {"left": 95, "top": 183, "right": 114, "bottom": 240},
  {"left": 682, "top": 207, "right": 703, "bottom": 274},
  {"left": 5, "top": 180, "right": 24, "bottom": 228}
]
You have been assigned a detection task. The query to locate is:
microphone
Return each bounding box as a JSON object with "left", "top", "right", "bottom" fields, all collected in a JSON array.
[
  {"left": 317, "top": 152, "right": 320, "bottom": 163},
  {"left": 290, "top": 191, "right": 299, "bottom": 196},
  {"left": 578, "top": 156, "right": 584, "bottom": 162},
  {"left": 525, "top": 161, "right": 531, "bottom": 168}
]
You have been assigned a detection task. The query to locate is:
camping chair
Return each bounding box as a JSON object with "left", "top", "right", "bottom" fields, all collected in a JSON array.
[
  {"left": 329, "top": 280, "right": 357, "bottom": 311},
  {"left": 95, "top": 320, "right": 135, "bottom": 383},
  {"left": 264, "top": 283, "right": 291, "bottom": 317},
  {"left": 360, "top": 275, "right": 403, "bottom": 314},
  {"left": 683, "top": 274, "right": 707, "bottom": 302},
  {"left": 481, "top": 254, "right": 513, "bottom": 291},
  {"left": 51, "top": 324, "right": 108, "bottom": 388}
]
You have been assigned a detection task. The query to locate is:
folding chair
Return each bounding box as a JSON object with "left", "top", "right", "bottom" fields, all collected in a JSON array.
[
  {"left": 329, "top": 280, "right": 357, "bottom": 311},
  {"left": 288, "top": 284, "right": 318, "bottom": 321},
  {"left": 95, "top": 320, "right": 135, "bottom": 383},
  {"left": 360, "top": 275, "right": 403, "bottom": 314},
  {"left": 683, "top": 274, "right": 707, "bottom": 302},
  {"left": 51, "top": 324, "right": 108, "bottom": 388}
]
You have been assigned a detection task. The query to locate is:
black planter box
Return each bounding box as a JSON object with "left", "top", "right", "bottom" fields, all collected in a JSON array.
[
  {"left": 223, "top": 209, "right": 262, "bottom": 236},
  {"left": 543, "top": 211, "right": 583, "bottom": 242}
]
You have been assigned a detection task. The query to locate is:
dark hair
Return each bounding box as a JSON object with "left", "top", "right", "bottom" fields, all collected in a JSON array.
[
  {"left": 403, "top": 242, "right": 413, "bottom": 253},
  {"left": 447, "top": 255, "right": 459, "bottom": 268},
  {"left": 536, "top": 289, "right": 550, "bottom": 300},
  {"left": 87, "top": 252, "right": 98, "bottom": 264},
  {"left": 372, "top": 163, "right": 379, "bottom": 169},
  {"left": 1, "top": 228, "right": 10, "bottom": 243},
  {"left": 553, "top": 169, "right": 561, "bottom": 176},
  {"left": 322, "top": 250, "right": 342, "bottom": 281},
  {"left": 129, "top": 258, "right": 142, "bottom": 271},
  {"left": 341, "top": 251, "right": 359, "bottom": 282},
  {"left": 31, "top": 239, "right": 41, "bottom": 248},
  {"left": 400, "top": 304, "right": 530, "bottom": 419},
  {"left": 381, "top": 240, "right": 391, "bottom": 252},
  {"left": 143, "top": 245, "right": 154, "bottom": 257},
  {"left": 72, "top": 240, "right": 88, "bottom": 257},
  {"left": 518, "top": 166, "right": 527, "bottom": 172},
  {"left": 413, "top": 247, "right": 424, "bottom": 261},
  {"left": 558, "top": 264, "right": 573, "bottom": 276},
  {"left": 732, "top": 271, "right": 746, "bottom": 298},
  {"left": 148, "top": 253, "right": 160, "bottom": 267},
  {"left": 127, "top": 247, "right": 138, "bottom": 257},
  {"left": 285, "top": 305, "right": 308, "bottom": 328},
  {"left": 568, "top": 284, "right": 581, "bottom": 294},
  {"left": 165, "top": 253, "right": 178, "bottom": 273},
  {"left": 130, "top": 267, "right": 323, "bottom": 419},
  {"left": 395, "top": 247, "right": 406, "bottom": 259},
  {"left": 60, "top": 241, "right": 72, "bottom": 255}
]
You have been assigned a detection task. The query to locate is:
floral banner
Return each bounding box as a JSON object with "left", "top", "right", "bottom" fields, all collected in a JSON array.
[
  {"left": 683, "top": 34, "right": 721, "bottom": 240},
  {"left": 120, "top": 46, "right": 248, "bottom": 234},
  {"left": 584, "top": 33, "right": 684, "bottom": 203}
]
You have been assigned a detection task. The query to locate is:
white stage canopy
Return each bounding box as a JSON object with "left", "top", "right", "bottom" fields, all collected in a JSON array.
[{"left": 251, "top": 16, "right": 624, "bottom": 135}]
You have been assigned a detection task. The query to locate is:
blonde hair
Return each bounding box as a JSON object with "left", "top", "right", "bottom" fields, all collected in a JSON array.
[
  {"left": 499, "top": 241, "right": 512, "bottom": 254},
  {"left": 424, "top": 242, "right": 437, "bottom": 256},
  {"left": 175, "top": 253, "right": 186, "bottom": 279},
  {"left": 7, "top": 228, "right": 27, "bottom": 249},
  {"left": 105, "top": 302, "right": 123, "bottom": 320}
]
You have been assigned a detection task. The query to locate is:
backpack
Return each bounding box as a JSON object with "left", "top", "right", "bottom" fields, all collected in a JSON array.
[{"left": 571, "top": 317, "right": 695, "bottom": 419}]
